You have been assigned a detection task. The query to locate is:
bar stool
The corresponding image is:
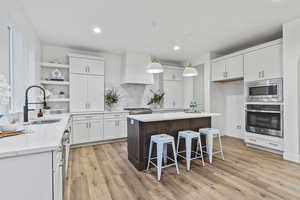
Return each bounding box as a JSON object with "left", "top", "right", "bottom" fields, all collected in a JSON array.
[
  {"left": 199, "top": 128, "right": 224, "bottom": 164},
  {"left": 146, "top": 134, "right": 179, "bottom": 181},
  {"left": 177, "top": 130, "right": 205, "bottom": 171}
]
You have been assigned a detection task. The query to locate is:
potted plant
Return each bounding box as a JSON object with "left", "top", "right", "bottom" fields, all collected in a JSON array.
[
  {"left": 105, "top": 88, "right": 120, "bottom": 111},
  {"left": 147, "top": 89, "right": 165, "bottom": 109}
]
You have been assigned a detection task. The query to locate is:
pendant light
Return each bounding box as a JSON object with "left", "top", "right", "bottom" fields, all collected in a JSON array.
[
  {"left": 146, "top": 58, "right": 163, "bottom": 74},
  {"left": 183, "top": 63, "right": 198, "bottom": 77}
]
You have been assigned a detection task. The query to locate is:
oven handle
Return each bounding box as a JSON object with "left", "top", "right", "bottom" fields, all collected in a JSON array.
[{"left": 245, "top": 109, "right": 282, "bottom": 113}]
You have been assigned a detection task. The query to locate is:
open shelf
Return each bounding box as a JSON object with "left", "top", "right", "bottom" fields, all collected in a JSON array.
[
  {"left": 41, "top": 80, "right": 70, "bottom": 85},
  {"left": 41, "top": 62, "right": 69, "bottom": 69},
  {"left": 47, "top": 98, "right": 70, "bottom": 103}
]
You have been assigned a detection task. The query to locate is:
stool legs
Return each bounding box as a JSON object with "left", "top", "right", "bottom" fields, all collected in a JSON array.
[
  {"left": 206, "top": 134, "right": 213, "bottom": 164},
  {"left": 218, "top": 133, "right": 225, "bottom": 160},
  {"left": 197, "top": 136, "right": 205, "bottom": 167},
  {"left": 163, "top": 144, "right": 168, "bottom": 165},
  {"left": 171, "top": 141, "right": 180, "bottom": 175},
  {"left": 157, "top": 143, "right": 164, "bottom": 181},
  {"left": 146, "top": 141, "right": 153, "bottom": 170},
  {"left": 185, "top": 137, "right": 192, "bottom": 171}
]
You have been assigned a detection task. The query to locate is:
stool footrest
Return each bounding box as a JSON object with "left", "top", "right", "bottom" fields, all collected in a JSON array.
[{"left": 177, "top": 151, "right": 204, "bottom": 160}]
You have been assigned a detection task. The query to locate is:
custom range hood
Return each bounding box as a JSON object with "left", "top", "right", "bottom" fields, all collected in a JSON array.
[{"left": 121, "top": 52, "right": 154, "bottom": 85}]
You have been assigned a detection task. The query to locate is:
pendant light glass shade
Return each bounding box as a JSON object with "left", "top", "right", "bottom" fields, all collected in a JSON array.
[
  {"left": 146, "top": 58, "right": 163, "bottom": 74},
  {"left": 183, "top": 64, "right": 198, "bottom": 77}
]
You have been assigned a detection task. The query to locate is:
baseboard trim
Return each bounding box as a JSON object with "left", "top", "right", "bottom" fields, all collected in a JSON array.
[
  {"left": 71, "top": 138, "right": 127, "bottom": 149},
  {"left": 283, "top": 152, "right": 300, "bottom": 163}
]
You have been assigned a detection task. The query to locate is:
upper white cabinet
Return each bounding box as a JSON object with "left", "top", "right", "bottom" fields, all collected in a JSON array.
[
  {"left": 121, "top": 52, "right": 153, "bottom": 84},
  {"left": 211, "top": 55, "right": 243, "bottom": 81},
  {"left": 244, "top": 44, "right": 282, "bottom": 82},
  {"left": 70, "top": 74, "right": 104, "bottom": 112},
  {"left": 163, "top": 66, "right": 184, "bottom": 81},
  {"left": 163, "top": 66, "right": 184, "bottom": 109},
  {"left": 69, "top": 54, "right": 104, "bottom": 75},
  {"left": 69, "top": 54, "right": 105, "bottom": 113},
  {"left": 211, "top": 60, "right": 226, "bottom": 81}
]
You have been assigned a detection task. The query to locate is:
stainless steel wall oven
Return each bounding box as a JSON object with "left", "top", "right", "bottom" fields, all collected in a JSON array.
[{"left": 246, "top": 104, "right": 283, "bottom": 138}]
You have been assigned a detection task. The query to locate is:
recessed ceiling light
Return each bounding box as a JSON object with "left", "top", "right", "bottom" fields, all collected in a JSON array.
[
  {"left": 93, "top": 26, "right": 102, "bottom": 34},
  {"left": 173, "top": 45, "right": 181, "bottom": 51}
]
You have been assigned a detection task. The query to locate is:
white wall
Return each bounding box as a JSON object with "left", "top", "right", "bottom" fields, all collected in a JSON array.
[
  {"left": 41, "top": 45, "right": 161, "bottom": 109},
  {"left": 210, "top": 81, "right": 244, "bottom": 138},
  {"left": 282, "top": 19, "right": 300, "bottom": 163},
  {"left": 0, "top": 0, "right": 41, "bottom": 113}
]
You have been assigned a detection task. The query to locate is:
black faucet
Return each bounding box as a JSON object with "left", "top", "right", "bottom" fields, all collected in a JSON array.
[{"left": 24, "top": 85, "right": 48, "bottom": 122}]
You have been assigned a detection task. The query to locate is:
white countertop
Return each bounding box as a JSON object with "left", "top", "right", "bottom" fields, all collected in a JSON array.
[
  {"left": 0, "top": 114, "right": 70, "bottom": 159},
  {"left": 71, "top": 110, "right": 129, "bottom": 115},
  {"left": 127, "top": 112, "right": 220, "bottom": 122}
]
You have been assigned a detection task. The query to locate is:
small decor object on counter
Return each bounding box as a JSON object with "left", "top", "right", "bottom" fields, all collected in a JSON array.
[
  {"left": 147, "top": 89, "right": 165, "bottom": 109},
  {"left": 105, "top": 88, "right": 120, "bottom": 110},
  {"left": 58, "top": 91, "right": 65, "bottom": 98},
  {"left": 48, "top": 69, "right": 64, "bottom": 81},
  {"left": 0, "top": 73, "right": 10, "bottom": 106}
]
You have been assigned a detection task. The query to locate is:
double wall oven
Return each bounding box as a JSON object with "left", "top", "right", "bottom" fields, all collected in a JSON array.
[{"left": 246, "top": 78, "right": 283, "bottom": 138}]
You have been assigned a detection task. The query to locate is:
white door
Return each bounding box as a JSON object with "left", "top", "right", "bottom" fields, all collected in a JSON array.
[
  {"left": 87, "top": 75, "right": 104, "bottom": 111},
  {"left": 70, "top": 57, "right": 88, "bottom": 74},
  {"left": 103, "top": 119, "right": 118, "bottom": 140},
  {"left": 70, "top": 74, "right": 87, "bottom": 112},
  {"left": 163, "top": 67, "right": 183, "bottom": 81},
  {"left": 86, "top": 59, "right": 105, "bottom": 75},
  {"left": 259, "top": 45, "right": 282, "bottom": 80},
  {"left": 163, "top": 80, "right": 184, "bottom": 108},
  {"left": 211, "top": 60, "right": 226, "bottom": 81},
  {"left": 244, "top": 45, "right": 282, "bottom": 81},
  {"left": 119, "top": 119, "right": 127, "bottom": 138},
  {"left": 72, "top": 120, "right": 89, "bottom": 144},
  {"left": 89, "top": 119, "right": 104, "bottom": 142},
  {"left": 226, "top": 55, "right": 244, "bottom": 79}
]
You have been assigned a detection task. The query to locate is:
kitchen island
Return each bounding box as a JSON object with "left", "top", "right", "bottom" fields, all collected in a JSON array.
[{"left": 127, "top": 112, "right": 219, "bottom": 170}]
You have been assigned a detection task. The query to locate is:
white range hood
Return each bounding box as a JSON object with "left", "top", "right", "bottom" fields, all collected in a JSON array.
[{"left": 121, "top": 52, "right": 154, "bottom": 85}]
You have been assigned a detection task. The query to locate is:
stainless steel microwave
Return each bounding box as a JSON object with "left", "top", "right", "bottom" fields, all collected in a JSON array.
[{"left": 246, "top": 78, "right": 283, "bottom": 102}]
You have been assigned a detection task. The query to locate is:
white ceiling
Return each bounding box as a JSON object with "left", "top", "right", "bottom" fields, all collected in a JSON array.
[{"left": 19, "top": 0, "right": 300, "bottom": 61}]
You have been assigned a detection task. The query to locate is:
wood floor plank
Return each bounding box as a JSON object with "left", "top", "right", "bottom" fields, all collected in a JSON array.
[{"left": 65, "top": 137, "right": 300, "bottom": 200}]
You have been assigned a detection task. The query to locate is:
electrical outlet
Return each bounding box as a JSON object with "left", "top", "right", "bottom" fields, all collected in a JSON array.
[{"left": 236, "top": 125, "right": 241, "bottom": 130}]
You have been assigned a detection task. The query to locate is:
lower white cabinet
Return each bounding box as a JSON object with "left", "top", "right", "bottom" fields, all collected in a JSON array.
[
  {"left": 104, "top": 113, "right": 127, "bottom": 140},
  {"left": 245, "top": 132, "right": 283, "bottom": 151},
  {"left": 72, "top": 112, "right": 128, "bottom": 145}
]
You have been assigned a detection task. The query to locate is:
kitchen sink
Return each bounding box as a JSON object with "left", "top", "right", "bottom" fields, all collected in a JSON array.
[{"left": 30, "top": 119, "right": 61, "bottom": 125}]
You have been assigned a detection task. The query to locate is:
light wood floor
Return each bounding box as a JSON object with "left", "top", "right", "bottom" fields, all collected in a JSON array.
[{"left": 65, "top": 137, "right": 300, "bottom": 200}]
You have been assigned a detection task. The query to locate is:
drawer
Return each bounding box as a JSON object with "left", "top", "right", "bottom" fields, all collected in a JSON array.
[
  {"left": 246, "top": 135, "right": 283, "bottom": 151},
  {"left": 104, "top": 112, "right": 127, "bottom": 119},
  {"left": 72, "top": 114, "right": 103, "bottom": 121}
]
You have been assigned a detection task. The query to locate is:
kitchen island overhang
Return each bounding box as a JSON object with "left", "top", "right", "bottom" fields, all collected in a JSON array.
[{"left": 127, "top": 112, "right": 220, "bottom": 171}]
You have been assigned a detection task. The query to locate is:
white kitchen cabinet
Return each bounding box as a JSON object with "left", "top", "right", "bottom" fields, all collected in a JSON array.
[
  {"left": 72, "top": 115, "right": 104, "bottom": 145},
  {"left": 103, "top": 113, "right": 128, "bottom": 140},
  {"left": 72, "top": 120, "right": 90, "bottom": 144},
  {"left": 211, "top": 60, "right": 226, "bottom": 81},
  {"left": 211, "top": 55, "right": 243, "bottom": 81},
  {"left": 226, "top": 55, "right": 244, "bottom": 79},
  {"left": 89, "top": 119, "right": 104, "bottom": 142},
  {"left": 163, "top": 80, "right": 184, "bottom": 109},
  {"left": 70, "top": 74, "right": 104, "bottom": 112},
  {"left": 70, "top": 74, "right": 87, "bottom": 112},
  {"left": 69, "top": 55, "right": 104, "bottom": 76},
  {"left": 244, "top": 44, "right": 282, "bottom": 81},
  {"left": 163, "top": 66, "right": 183, "bottom": 81}
]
